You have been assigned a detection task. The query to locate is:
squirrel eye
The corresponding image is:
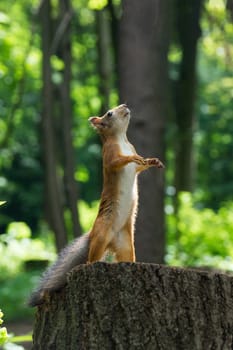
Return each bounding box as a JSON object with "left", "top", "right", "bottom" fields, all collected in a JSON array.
[{"left": 107, "top": 111, "right": 113, "bottom": 117}]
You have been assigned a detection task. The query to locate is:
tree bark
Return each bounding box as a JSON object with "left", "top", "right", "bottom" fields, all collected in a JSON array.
[
  {"left": 32, "top": 262, "right": 233, "bottom": 349},
  {"left": 40, "top": 0, "right": 67, "bottom": 251},
  {"left": 119, "top": 0, "right": 172, "bottom": 263}
]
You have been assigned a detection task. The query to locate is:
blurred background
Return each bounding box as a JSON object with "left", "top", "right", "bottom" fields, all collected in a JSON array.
[{"left": 0, "top": 0, "right": 232, "bottom": 347}]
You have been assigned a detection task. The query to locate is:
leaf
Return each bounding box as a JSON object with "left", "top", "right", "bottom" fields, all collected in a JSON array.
[{"left": 88, "top": 0, "right": 107, "bottom": 10}]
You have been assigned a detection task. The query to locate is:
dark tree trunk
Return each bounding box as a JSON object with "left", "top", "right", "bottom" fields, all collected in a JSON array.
[
  {"left": 96, "top": 8, "right": 113, "bottom": 112},
  {"left": 227, "top": 0, "right": 233, "bottom": 21},
  {"left": 40, "top": 0, "right": 67, "bottom": 251},
  {"left": 174, "top": 0, "right": 203, "bottom": 193},
  {"left": 107, "top": 0, "right": 120, "bottom": 89},
  {"left": 119, "top": 0, "right": 172, "bottom": 263},
  {"left": 58, "top": 0, "right": 82, "bottom": 238},
  {"left": 32, "top": 262, "right": 233, "bottom": 349}
]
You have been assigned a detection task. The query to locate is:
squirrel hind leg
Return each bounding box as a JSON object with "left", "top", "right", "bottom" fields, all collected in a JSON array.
[
  {"left": 112, "top": 227, "right": 136, "bottom": 262},
  {"left": 115, "top": 244, "right": 135, "bottom": 262},
  {"left": 88, "top": 236, "right": 108, "bottom": 262},
  {"left": 88, "top": 230, "right": 113, "bottom": 263}
]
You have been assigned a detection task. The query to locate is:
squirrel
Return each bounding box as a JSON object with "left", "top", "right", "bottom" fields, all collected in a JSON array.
[{"left": 28, "top": 104, "right": 164, "bottom": 306}]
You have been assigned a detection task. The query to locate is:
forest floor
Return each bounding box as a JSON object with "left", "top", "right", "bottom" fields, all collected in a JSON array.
[{"left": 6, "top": 320, "right": 33, "bottom": 350}]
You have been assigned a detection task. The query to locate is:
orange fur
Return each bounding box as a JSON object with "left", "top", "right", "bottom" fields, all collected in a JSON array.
[{"left": 88, "top": 104, "right": 164, "bottom": 263}]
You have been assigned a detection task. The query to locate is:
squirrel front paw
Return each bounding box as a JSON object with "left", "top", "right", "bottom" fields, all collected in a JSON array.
[{"left": 147, "top": 158, "right": 165, "bottom": 168}]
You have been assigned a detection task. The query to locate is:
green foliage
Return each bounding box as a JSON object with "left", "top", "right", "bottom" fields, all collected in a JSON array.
[
  {"left": 168, "top": 0, "right": 233, "bottom": 210},
  {"left": 0, "top": 0, "right": 107, "bottom": 230},
  {"left": 0, "top": 1, "right": 43, "bottom": 230},
  {"left": 195, "top": 0, "right": 233, "bottom": 209},
  {"left": 79, "top": 200, "right": 99, "bottom": 232},
  {"left": 166, "top": 193, "right": 233, "bottom": 270},
  {"left": 0, "top": 222, "right": 55, "bottom": 321},
  {"left": 1, "top": 272, "right": 36, "bottom": 322},
  {"left": 0, "top": 222, "right": 55, "bottom": 279},
  {"left": 0, "top": 310, "right": 8, "bottom": 345},
  {"left": 0, "top": 199, "right": 98, "bottom": 322},
  {"left": 88, "top": 0, "right": 108, "bottom": 10},
  {"left": 0, "top": 199, "right": 99, "bottom": 322},
  {"left": 0, "top": 309, "right": 31, "bottom": 349}
]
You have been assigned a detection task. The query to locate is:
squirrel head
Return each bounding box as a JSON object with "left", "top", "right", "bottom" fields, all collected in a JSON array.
[{"left": 89, "top": 104, "right": 130, "bottom": 136}]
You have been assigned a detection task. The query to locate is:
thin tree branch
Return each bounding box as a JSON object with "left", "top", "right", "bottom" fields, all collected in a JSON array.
[{"left": 50, "top": 9, "right": 74, "bottom": 55}]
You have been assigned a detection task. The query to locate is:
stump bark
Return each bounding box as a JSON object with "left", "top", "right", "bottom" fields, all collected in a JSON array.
[{"left": 32, "top": 262, "right": 233, "bottom": 350}]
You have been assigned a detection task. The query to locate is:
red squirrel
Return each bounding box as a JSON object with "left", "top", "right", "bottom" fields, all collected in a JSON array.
[{"left": 29, "top": 104, "right": 164, "bottom": 306}]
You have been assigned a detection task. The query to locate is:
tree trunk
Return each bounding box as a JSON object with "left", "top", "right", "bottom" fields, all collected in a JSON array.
[
  {"left": 174, "top": 0, "right": 203, "bottom": 193},
  {"left": 32, "top": 262, "right": 233, "bottom": 349},
  {"left": 227, "top": 0, "right": 233, "bottom": 23},
  {"left": 40, "top": 0, "right": 67, "bottom": 251},
  {"left": 58, "top": 0, "right": 82, "bottom": 238},
  {"left": 119, "top": 0, "right": 172, "bottom": 263},
  {"left": 96, "top": 8, "right": 113, "bottom": 112},
  {"left": 107, "top": 0, "right": 120, "bottom": 90}
]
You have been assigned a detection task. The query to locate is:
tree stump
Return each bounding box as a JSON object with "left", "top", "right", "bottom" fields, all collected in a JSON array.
[{"left": 32, "top": 262, "right": 233, "bottom": 350}]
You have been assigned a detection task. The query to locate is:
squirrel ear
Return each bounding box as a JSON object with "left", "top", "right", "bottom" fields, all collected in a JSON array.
[
  {"left": 89, "top": 116, "right": 102, "bottom": 129},
  {"left": 89, "top": 116, "right": 98, "bottom": 124}
]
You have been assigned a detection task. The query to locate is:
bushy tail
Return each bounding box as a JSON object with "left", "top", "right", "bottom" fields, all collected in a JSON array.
[{"left": 28, "top": 233, "right": 90, "bottom": 307}]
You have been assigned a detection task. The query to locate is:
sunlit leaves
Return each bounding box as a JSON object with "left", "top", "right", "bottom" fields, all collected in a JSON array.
[
  {"left": 194, "top": 0, "right": 233, "bottom": 208},
  {"left": 0, "top": 310, "right": 8, "bottom": 346},
  {"left": 166, "top": 193, "right": 233, "bottom": 269},
  {"left": 201, "top": 0, "right": 233, "bottom": 65},
  {"left": 0, "top": 222, "right": 55, "bottom": 279},
  {"left": 0, "top": 12, "right": 9, "bottom": 24},
  {"left": 206, "top": 0, "right": 226, "bottom": 17},
  {"left": 75, "top": 165, "right": 89, "bottom": 183},
  {"left": 7, "top": 222, "right": 31, "bottom": 239},
  {"left": 88, "top": 0, "right": 108, "bottom": 10},
  {"left": 78, "top": 200, "right": 98, "bottom": 232}
]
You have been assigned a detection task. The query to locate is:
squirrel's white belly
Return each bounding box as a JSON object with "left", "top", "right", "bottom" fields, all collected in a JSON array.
[{"left": 113, "top": 138, "right": 137, "bottom": 232}]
